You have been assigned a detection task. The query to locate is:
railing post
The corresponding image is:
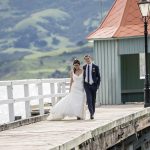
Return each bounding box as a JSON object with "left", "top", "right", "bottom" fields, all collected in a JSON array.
[
  {"left": 57, "top": 82, "right": 61, "bottom": 102},
  {"left": 37, "top": 81, "right": 44, "bottom": 115},
  {"left": 24, "top": 84, "right": 31, "bottom": 118},
  {"left": 7, "top": 83, "right": 15, "bottom": 122},
  {"left": 50, "top": 82, "right": 56, "bottom": 106},
  {"left": 74, "top": 146, "right": 79, "bottom": 150},
  {"left": 62, "top": 82, "right": 66, "bottom": 94}
]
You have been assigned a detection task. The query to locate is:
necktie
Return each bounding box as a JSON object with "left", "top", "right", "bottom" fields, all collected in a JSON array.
[{"left": 87, "top": 65, "right": 90, "bottom": 83}]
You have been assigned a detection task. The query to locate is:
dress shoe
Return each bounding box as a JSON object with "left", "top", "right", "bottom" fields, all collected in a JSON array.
[
  {"left": 90, "top": 115, "right": 94, "bottom": 120},
  {"left": 77, "top": 117, "right": 81, "bottom": 120}
]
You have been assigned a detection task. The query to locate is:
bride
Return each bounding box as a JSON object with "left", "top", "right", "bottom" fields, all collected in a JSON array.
[{"left": 47, "top": 59, "right": 86, "bottom": 120}]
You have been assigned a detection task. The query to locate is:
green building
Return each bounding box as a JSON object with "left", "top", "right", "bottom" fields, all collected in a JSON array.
[{"left": 87, "top": 0, "right": 150, "bottom": 105}]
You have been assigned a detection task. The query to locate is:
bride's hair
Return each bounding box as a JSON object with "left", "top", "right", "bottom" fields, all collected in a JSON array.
[{"left": 73, "top": 59, "right": 80, "bottom": 73}]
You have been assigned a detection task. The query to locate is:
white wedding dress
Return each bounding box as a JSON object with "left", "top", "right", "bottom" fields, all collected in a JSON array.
[{"left": 47, "top": 72, "right": 86, "bottom": 120}]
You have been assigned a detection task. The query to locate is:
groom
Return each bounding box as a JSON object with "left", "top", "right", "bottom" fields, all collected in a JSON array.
[{"left": 83, "top": 55, "right": 100, "bottom": 119}]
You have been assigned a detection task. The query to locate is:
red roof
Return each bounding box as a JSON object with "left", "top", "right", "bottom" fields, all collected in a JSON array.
[{"left": 87, "top": 0, "right": 150, "bottom": 40}]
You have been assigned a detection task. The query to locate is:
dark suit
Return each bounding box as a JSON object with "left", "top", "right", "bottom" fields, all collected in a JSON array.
[{"left": 83, "top": 64, "right": 101, "bottom": 116}]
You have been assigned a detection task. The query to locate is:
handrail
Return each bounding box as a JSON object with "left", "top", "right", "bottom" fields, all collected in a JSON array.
[{"left": 0, "top": 78, "right": 70, "bottom": 123}]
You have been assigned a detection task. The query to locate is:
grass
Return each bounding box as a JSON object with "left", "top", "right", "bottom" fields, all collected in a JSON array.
[
  {"left": 24, "top": 42, "right": 91, "bottom": 60},
  {"left": 27, "top": 67, "right": 66, "bottom": 74},
  {"left": 43, "top": 35, "right": 74, "bottom": 49},
  {"left": 24, "top": 47, "right": 77, "bottom": 60},
  {"left": 14, "top": 9, "right": 70, "bottom": 31},
  {"left": 3, "top": 48, "right": 33, "bottom": 54},
  {"left": 0, "top": 42, "right": 92, "bottom": 80}
]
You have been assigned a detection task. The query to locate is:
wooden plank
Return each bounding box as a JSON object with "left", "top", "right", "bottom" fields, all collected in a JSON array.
[
  {"left": 24, "top": 84, "right": 31, "bottom": 118},
  {"left": 50, "top": 83, "right": 56, "bottom": 106},
  {"left": 0, "top": 105, "right": 144, "bottom": 150},
  {"left": 7, "top": 84, "right": 15, "bottom": 122},
  {"left": 11, "top": 79, "right": 41, "bottom": 85},
  {"left": 0, "top": 78, "right": 70, "bottom": 86},
  {"left": 37, "top": 82, "right": 44, "bottom": 115},
  {"left": 0, "top": 81, "right": 11, "bottom": 86},
  {"left": 57, "top": 83, "right": 61, "bottom": 102},
  {"left": 0, "top": 99, "right": 14, "bottom": 105}
]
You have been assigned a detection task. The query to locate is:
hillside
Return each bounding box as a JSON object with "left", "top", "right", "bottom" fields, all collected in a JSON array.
[{"left": 0, "top": 0, "right": 114, "bottom": 80}]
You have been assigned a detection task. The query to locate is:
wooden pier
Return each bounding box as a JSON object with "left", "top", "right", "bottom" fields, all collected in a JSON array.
[{"left": 0, "top": 105, "right": 146, "bottom": 150}]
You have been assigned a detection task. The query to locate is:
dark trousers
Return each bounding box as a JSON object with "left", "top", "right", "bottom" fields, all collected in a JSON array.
[{"left": 84, "top": 83, "right": 97, "bottom": 116}]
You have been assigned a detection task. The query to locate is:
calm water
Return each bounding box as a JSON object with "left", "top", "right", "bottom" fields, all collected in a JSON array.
[{"left": 0, "top": 84, "right": 52, "bottom": 124}]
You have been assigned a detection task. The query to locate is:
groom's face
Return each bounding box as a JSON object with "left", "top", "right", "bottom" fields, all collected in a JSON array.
[{"left": 84, "top": 56, "right": 91, "bottom": 64}]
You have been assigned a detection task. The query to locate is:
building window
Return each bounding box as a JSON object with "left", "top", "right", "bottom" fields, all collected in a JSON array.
[{"left": 139, "top": 53, "right": 145, "bottom": 79}]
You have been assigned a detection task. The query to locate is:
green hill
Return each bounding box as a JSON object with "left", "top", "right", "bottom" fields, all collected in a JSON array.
[{"left": 0, "top": 0, "right": 114, "bottom": 80}]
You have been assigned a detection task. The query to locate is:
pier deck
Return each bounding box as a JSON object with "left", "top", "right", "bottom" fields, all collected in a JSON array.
[{"left": 0, "top": 105, "right": 144, "bottom": 150}]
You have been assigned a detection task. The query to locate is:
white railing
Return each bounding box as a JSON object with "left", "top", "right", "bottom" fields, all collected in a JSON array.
[{"left": 0, "top": 78, "right": 70, "bottom": 122}]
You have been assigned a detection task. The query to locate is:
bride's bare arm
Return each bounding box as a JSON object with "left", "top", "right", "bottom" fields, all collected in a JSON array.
[{"left": 69, "top": 71, "right": 73, "bottom": 92}]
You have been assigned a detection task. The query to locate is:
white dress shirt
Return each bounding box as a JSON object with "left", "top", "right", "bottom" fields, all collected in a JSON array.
[{"left": 85, "top": 63, "right": 94, "bottom": 85}]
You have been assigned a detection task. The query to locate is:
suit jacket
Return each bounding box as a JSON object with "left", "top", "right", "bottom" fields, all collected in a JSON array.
[{"left": 83, "top": 63, "right": 101, "bottom": 89}]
